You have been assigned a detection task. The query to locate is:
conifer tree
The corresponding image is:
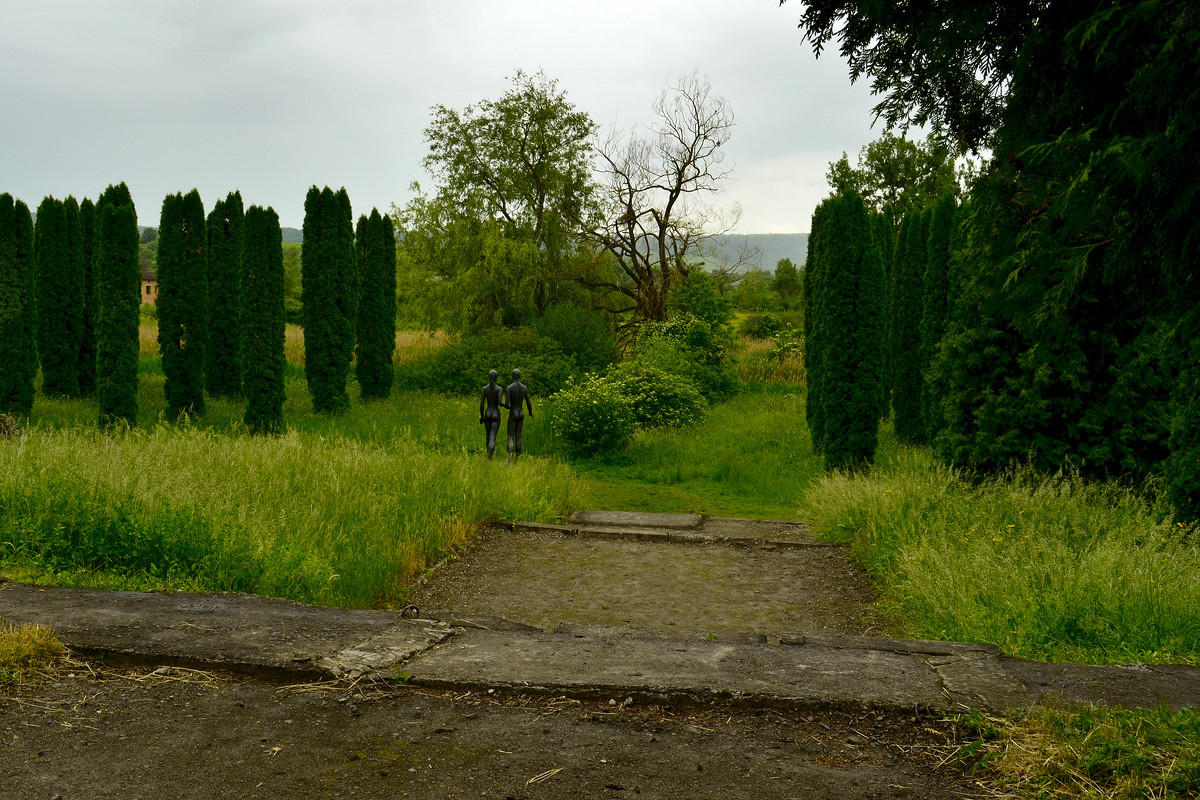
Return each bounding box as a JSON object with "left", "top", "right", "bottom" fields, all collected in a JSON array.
[
  {"left": 919, "top": 193, "right": 957, "bottom": 442},
  {"left": 803, "top": 200, "right": 832, "bottom": 452},
  {"left": 34, "top": 196, "right": 83, "bottom": 397},
  {"left": 77, "top": 198, "right": 98, "bottom": 396},
  {"left": 205, "top": 192, "right": 245, "bottom": 397},
  {"left": 242, "top": 205, "right": 286, "bottom": 434},
  {"left": 818, "top": 193, "right": 887, "bottom": 471},
  {"left": 157, "top": 190, "right": 209, "bottom": 419},
  {"left": 301, "top": 186, "right": 356, "bottom": 413},
  {"left": 355, "top": 209, "right": 397, "bottom": 399},
  {"left": 870, "top": 209, "right": 895, "bottom": 417},
  {"left": 95, "top": 184, "right": 140, "bottom": 428},
  {"left": 0, "top": 194, "right": 37, "bottom": 416},
  {"left": 890, "top": 209, "right": 928, "bottom": 442}
]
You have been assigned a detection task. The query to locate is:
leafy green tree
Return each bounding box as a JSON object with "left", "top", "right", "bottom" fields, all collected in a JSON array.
[
  {"left": 156, "top": 190, "right": 209, "bottom": 419},
  {"left": 206, "top": 191, "right": 244, "bottom": 397},
  {"left": 826, "top": 133, "right": 959, "bottom": 225},
  {"left": 919, "top": 193, "right": 957, "bottom": 442},
  {"left": 95, "top": 183, "right": 140, "bottom": 428},
  {"left": 0, "top": 194, "right": 37, "bottom": 416},
  {"left": 815, "top": 193, "right": 887, "bottom": 471},
  {"left": 732, "top": 268, "right": 778, "bottom": 312},
  {"left": 76, "top": 198, "right": 98, "bottom": 397},
  {"left": 301, "top": 186, "right": 356, "bottom": 414},
  {"left": 890, "top": 210, "right": 928, "bottom": 442},
  {"left": 355, "top": 209, "right": 397, "bottom": 399},
  {"left": 400, "top": 70, "right": 598, "bottom": 330},
  {"left": 242, "top": 205, "right": 286, "bottom": 434},
  {"left": 771, "top": 258, "right": 802, "bottom": 310},
  {"left": 34, "top": 196, "right": 84, "bottom": 397}
]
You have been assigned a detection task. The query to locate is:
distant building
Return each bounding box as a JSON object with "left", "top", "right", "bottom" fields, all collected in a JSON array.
[{"left": 140, "top": 264, "right": 158, "bottom": 306}]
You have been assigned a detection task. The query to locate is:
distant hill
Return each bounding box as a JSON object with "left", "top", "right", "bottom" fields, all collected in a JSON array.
[
  {"left": 270, "top": 228, "right": 805, "bottom": 267},
  {"left": 711, "top": 233, "right": 809, "bottom": 273}
]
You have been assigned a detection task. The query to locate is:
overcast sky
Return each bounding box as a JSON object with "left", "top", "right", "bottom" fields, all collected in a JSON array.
[{"left": 1, "top": 0, "right": 887, "bottom": 234}]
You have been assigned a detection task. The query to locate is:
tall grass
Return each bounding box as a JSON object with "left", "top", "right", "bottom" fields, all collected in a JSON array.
[
  {"left": 0, "top": 423, "right": 580, "bottom": 608},
  {"left": 802, "top": 447, "right": 1200, "bottom": 664}
]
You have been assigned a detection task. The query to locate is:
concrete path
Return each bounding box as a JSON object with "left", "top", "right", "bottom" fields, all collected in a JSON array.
[{"left": 3, "top": 512, "right": 1197, "bottom": 714}]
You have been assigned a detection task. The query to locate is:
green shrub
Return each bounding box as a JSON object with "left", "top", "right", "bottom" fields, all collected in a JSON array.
[
  {"left": 738, "top": 312, "right": 783, "bottom": 340},
  {"left": 551, "top": 375, "right": 637, "bottom": 456},
  {"left": 606, "top": 363, "right": 706, "bottom": 429},
  {"left": 394, "top": 327, "right": 574, "bottom": 396},
  {"left": 635, "top": 315, "right": 740, "bottom": 402},
  {"left": 533, "top": 303, "right": 620, "bottom": 373}
]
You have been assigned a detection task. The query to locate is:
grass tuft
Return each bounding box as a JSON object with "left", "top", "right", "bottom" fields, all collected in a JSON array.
[{"left": 0, "top": 621, "right": 65, "bottom": 687}]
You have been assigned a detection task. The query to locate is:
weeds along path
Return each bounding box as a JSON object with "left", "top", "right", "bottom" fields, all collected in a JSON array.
[{"left": 411, "top": 511, "right": 886, "bottom": 642}]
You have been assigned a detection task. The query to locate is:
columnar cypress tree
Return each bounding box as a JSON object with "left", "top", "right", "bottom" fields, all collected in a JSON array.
[
  {"left": 34, "top": 196, "right": 83, "bottom": 397},
  {"left": 890, "top": 209, "right": 929, "bottom": 442},
  {"left": 919, "top": 193, "right": 957, "bottom": 442},
  {"left": 355, "top": 209, "right": 397, "bottom": 399},
  {"left": 819, "top": 193, "right": 887, "bottom": 471},
  {"left": 157, "top": 190, "right": 209, "bottom": 419},
  {"left": 803, "top": 200, "right": 832, "bottom": 452},
  {"left": 95, "top": 184, "right": 140, "bottom": 428},
  {"left": 242, "top": 205, "right": 286, "bottom": 434},
  {"left": 206, "top": 191, "right": 245, "bottom": 397},
  {"left": 0, "top": 194, "right": 37, "bottom": 416},
  {"left": 301, "top": 186, "right": 355, "bottom": 413},
  {"left": 77, "top": 198, "right": 98, "bottom": 396},
  {"left": 870, "top": 209, "right": 895, "bottom": 418}
]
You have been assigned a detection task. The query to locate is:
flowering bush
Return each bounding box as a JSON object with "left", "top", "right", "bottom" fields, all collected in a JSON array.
[
  {"left": 605, "top": 363, "right": 706, "bottom": 429},
  {"left": 551, "top": 375, "right": 637, "bottom": 456}
]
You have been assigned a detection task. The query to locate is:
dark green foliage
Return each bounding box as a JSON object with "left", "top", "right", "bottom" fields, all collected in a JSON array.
[
  {"left": 890, "top": 210, "right": 928, "bottom": 442},
  {"left": 869, "top": 210, "right": 895, "bottom": 411},
  {"left": 671, "top": 270, "right": 734, "bottom": 340},
  {"left": 803, "top": 199, "right": 831, "bottom": 451},
  {"left": 156, "top": 190, "right": 208, "bottom": 420},
  {"left": 532, "top": 302, "right": 619, "bottom": 373},
  {"left": 814, "top": 193, "right": 887, "bottom": 471},
  {"left": 919, "top": 193, "right": 957, "bottom": 442},
  {"left": 241, "top": 206, "right": 286, "bottom": 434},
  {"left": 301, "top": 186, "right": 356, "bottom": 414},
  {"left": 0, "top": 194, "right": 37, "bottom": 416},
  {"left": 771, "top": 258, "right": 802, "bottom": 310},
  {"left": 633, "top": 314, "right": 740, "bottom": 402},
  {"left": 95, "top": 185, "right": 140, "bottom": 428},
  {"left": 76, "top": 198, "right": 98, "bottom": 397},
  {"left": 355, "top": 209, "right": 397, "bottom": 399},
  {"left": 1167, "top": 337, "right": 1200, "bottom": 523},
  {"left": 34, "top": 196, "right": 83, "bottom": 397},
  {"left": 206, "top": 192, "right": 244, "bottom": 398},
  {"left": 738, "top": 312, "right": 784, "bottom": 340},
  {"left": 393, "top": 328, "right": 574, "bottom": 397}
]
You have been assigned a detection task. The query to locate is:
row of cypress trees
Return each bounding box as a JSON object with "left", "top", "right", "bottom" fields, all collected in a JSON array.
[
  {"left": 2, "top": 184, "right": 398, "bottom": 430},
  {"left": 300, "top": 186, "right": 397, "bottom": 413}
]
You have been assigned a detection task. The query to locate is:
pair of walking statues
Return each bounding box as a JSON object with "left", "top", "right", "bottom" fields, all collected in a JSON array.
[{"left": 480, "top": 369, "right": 533, "bottom": 460}]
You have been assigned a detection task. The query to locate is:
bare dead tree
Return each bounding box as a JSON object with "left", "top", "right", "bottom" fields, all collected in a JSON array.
[{"left": 580, "top": 74, "right": 745, "bottom": 322}]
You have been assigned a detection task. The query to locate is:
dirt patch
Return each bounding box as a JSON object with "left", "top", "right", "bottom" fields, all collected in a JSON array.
[
  {"left": 1, "top": 664, "right": 984, "bottom": 799},
  {"left": 411, "top": 528, "right": 885, "bottom": 641}
]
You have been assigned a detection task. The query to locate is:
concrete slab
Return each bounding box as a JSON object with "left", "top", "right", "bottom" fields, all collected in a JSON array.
[
  {"left": 403, "top": 626, "right": 949, "bottom": 710},
  {"left": 0, "top": 582, "right": 448, "bottom": 678},
  {"left": 571, "top": 510, "right": 702, "bottom": 529}
]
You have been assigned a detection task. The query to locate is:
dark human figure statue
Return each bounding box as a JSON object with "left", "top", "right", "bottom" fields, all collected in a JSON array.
[
  {"left": 504, "top": 368, "right": 533, "bottom": 460},
  {"left": 480, "top": 369, "right": 506, "bottom": 459}
]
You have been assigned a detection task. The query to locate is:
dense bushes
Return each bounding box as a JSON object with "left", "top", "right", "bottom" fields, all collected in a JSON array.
[
  {"left": 393, "top": 327, "right": 575, "bottom": 397},
  {"left": 634, "top": 315, "right": 740, "bottom": 402},
  {"left": 533, "top": 303, "right": 619, "bottom": 373},
  {"left": 605, "top": 363, "right": 706, "bottom": 429}
]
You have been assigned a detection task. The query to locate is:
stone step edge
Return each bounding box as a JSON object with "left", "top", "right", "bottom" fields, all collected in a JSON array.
[{"left": 499, "top": 520, "right": 840, "bottom": 549}]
